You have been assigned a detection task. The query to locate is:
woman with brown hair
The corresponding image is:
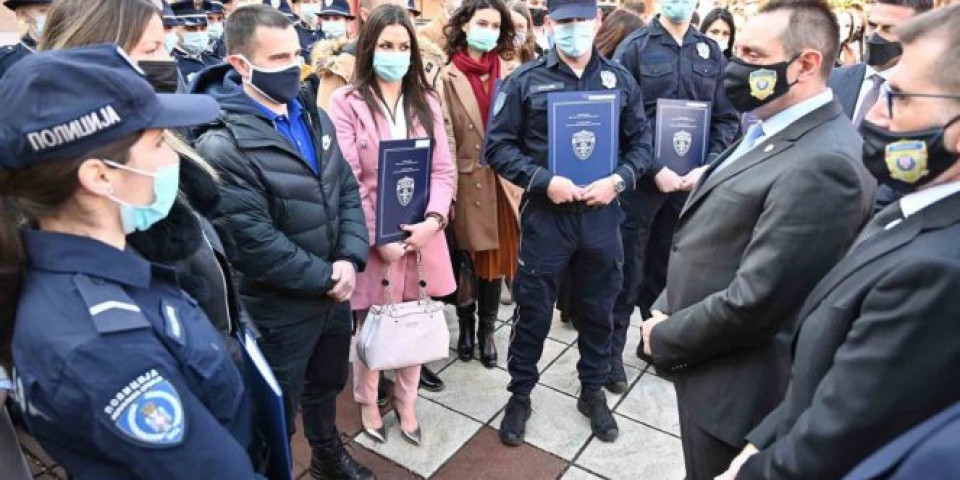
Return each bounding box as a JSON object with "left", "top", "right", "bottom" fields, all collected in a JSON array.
[
  {"left": 508, "top": 0, "right": 539, "bottom": 61},
  {"left": 0, "top": 44, "right": 262, "bottom": 479},
  {"left": 39, "top": 0, "right": 255, "bottom": 341},
  {"left": 328, "top": 3, "right": 456, "bottom": 446},
  {"left": 595, "top": 7, "right": 645, "bottom": 58},
  {"left": 440, "top": 0, "right": 519, "bottom": 369}
]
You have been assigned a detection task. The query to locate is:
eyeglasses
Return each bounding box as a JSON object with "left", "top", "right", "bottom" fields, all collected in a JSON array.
[{"left": 882, "top": 84, "right": 960, "bottom": 119}]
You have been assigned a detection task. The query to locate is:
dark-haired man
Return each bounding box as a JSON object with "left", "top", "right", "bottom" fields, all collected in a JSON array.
[
  {"left": 830, "top": 0, "right": 934, "bottom": 213},
  {"left": 720, "top": 5, "right": 960, "bottom": 480},
  {"left": 640, "top": 0, "right": 876, "bottom": 478},
  {"left": 190, "top": 5, "right": 372, "bottom": 479}
]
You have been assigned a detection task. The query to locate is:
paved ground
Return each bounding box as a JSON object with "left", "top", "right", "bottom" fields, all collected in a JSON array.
[
  {"left": 20, "top": 303, "right": 685, "bottom": 480},
  {"left": 289, "top": 303, "right": 685, "bottom": 480}
]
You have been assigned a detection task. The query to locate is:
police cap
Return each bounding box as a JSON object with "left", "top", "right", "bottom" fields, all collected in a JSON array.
[
  {"left": 548, "top": 0, "right": 597, "bottom": 21},
  {"left": 0, "top": 45, "right": 219, "bottom": 171},
  {"left": 170, "top": 0, "right": 209, "bottom": 26},
  {"left": 318, "top": 0, "right": 353, "bottom": 19},
  {"left": 2, "top": 0, "right": 52, "bottom": 10}
]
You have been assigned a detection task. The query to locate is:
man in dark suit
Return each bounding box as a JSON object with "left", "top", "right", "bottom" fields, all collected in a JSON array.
[
  {"left": 829, "top": 0, "right": 934, "bottom": 213},
  {"left": 717, "top": 6, "right": 960, "bottom": 480},
  {"left": 841, "top": 400, "right": 960, "bottom": 480},
  {"left": 639, "top": 2, "right": 877, "bottom": 478}
]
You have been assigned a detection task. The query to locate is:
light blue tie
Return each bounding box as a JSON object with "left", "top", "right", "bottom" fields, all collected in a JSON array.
[{"left": 714, "top": 123, "right": 765, "bottom": 173}]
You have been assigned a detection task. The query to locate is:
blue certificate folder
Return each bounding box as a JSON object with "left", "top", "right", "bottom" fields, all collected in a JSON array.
[
  {"left": 238, "top": 330, "right": 292, "bottom": 480},
  {"left": 655, "top": 99, "right": 712, "bottom": 176},
  {"left": 376, "top": 138, "right": 433, "bottom": 245},
  {"left": 548, "top": 91, "right": 620, "bottom": 186}
]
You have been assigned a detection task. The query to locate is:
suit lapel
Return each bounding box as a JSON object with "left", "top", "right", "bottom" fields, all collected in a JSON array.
[
  {"left": 798, "top": 191, "right": 960, "bottom": 319},
  {"left": 680, "top": 100, "right": 845, "bottom": 220},
  {"left": 841, "top": 64, "right": 866, "bottom": 119}
]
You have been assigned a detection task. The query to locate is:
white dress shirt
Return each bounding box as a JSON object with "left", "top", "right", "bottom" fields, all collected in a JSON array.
[{"left": 852, "top": 65, "right": 892, "bottom": 123}]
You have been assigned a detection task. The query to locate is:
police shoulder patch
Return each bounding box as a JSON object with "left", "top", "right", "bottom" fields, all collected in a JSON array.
[
  {"left": 104, "top": 369, "right": 186, "bottom": 447},
  {"left": 493, "top": 91, "right": 507, "bottom": 116}
]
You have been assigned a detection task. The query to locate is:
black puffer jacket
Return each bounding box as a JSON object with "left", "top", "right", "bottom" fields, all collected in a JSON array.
[{"left": 191, "top": 64, "right": 368, "bottom": 326}]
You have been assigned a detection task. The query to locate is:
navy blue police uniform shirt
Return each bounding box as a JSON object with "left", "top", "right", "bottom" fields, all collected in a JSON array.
[
  {"left": 295, "top": 20, "right": 322, "bottom": 63},
  {"left": 0, "top": 35, "right": 37, "bottom": 80},
  {"left": 12, "top": 230, "right": 265, "bottom": 480},
  {"left": 172, "top": 47, "right": 221, "bottom": 84},
  {"left": 613, "top": 16, "right": 739, "bottom": 162},
  {"left": 484, "top": 46, "right": 655, "bottom": 198}
]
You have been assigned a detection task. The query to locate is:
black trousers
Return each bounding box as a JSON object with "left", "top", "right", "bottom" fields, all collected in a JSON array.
[
  {"left": 507, "top": 202, "right": 624, "bottom": 395},
  {"left": 256, "top": 301, "right": 352, "bottom": 447},
  {"left": 611, "top": 186, "right": 687, "bottom": 360},
  {"left": 678, "top": 400, "right": 741, "bottom": 480}
]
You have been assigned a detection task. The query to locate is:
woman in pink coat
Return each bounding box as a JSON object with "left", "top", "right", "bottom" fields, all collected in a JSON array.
[{"left": 328, "top": 4, "right": 456, "bottom": 447}]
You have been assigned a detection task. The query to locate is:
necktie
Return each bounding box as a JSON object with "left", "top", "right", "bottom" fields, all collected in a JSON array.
[
  {"left": 853, "top": 201, "right": 904, "bottom": 247},
  {"left": 714, "top": 123, "right": 765, "bottom": 174},
  {"left": 854, "top": 74, "right": 885, "bottom": 127}
]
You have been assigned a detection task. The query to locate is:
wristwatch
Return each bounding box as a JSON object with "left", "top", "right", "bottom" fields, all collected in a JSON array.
[{"left": 611, "top": 174, "right": 626, "bottom": 194}]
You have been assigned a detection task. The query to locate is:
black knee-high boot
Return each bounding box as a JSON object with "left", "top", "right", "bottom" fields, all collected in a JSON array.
[
  {"left": 456, "top": 302, "right": 477, "bottom": 362},
  {"left": 477, "top": 278, "right": 501, "bottom": 368}
]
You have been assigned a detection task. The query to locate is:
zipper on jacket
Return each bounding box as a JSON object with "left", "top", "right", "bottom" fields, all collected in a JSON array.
[{"left": 304, "top": 111, "right": 338, "bottom": 255}]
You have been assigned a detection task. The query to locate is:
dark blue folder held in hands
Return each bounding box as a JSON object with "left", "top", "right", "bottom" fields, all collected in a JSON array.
[
  {"left": 548, "top": 90, "right": 620, "bottom": 186},
  {"left": 376, "top": 138, "right": 433, "bottom": 245},
  {"left": 238, "top": 330, "right": 292, "bottom": 480},
  {"left": 655, "top": 99, "right": 712, "bottom": 175}
]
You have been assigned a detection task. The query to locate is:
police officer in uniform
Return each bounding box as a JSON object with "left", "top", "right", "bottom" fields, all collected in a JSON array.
[
  {"left": 170, "top": 0, "right": 219, "bottom": 82},
  {"left": 315, "top": 0, "right": 353, "bottom": 40},
  {"left": 485, "top": 0, "right": 655, "bottom": 446},
  {"left": 612, "top": 1, "right": 739, "bottom": 369},
  {"left": 0, "top": 0, "right": 51, "bottom": 79},
  {"left": 0, "top": 45, "right": 264, "bottom": 479}
]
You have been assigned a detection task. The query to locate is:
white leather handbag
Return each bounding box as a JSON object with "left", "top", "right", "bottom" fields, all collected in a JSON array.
[{"left": 357, "top": 253, "right": 450, "bottom": 371}]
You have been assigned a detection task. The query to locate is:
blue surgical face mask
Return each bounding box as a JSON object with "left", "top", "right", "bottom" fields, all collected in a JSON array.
[
  {"left": 207, "top": 22, "right": 224, "bottom": 40},
  {"left": 466, "top": 26, "right": 499, "bottom": 52},
  {"left": 105, "top": 161, "right": 181, "bottom": 234},
  {"left": 554, "top": 21, "right": 595, "bottom": 58},
  {"left": 373, "top": 51, "right": 411, "bottom": 83},
  {"left": 34, "top": 15, "right": 46, "bottom": 36},
  {"left": 321, "top": 19, "right": 347, "bottom": 39},
  {"left": 182, "top": 31, "right": 209, "bottom": 55},
  {"left": 661, "top": 0, "right": 697, "bottom": 23},
  {"left": 164, "top": 31, "right": 179, "bottom": 53}
]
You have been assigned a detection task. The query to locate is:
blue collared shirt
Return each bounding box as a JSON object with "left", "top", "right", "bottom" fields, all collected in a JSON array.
[{"left": 250, "top": 96, "right": 319, "bottom": 174}]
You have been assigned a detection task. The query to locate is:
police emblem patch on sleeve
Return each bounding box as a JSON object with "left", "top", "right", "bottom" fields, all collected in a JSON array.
[
  {"left": 105, "top": 369, "right": 185, "bottom": 447},
  {"left": 493, "top": 92, "right": 507, "bottom": 116}
]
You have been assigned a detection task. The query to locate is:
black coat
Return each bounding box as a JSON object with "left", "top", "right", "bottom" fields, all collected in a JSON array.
[
  {"left": 740, "top": 192, "right": 960, "bottom": 480},
  {"left": 191, "top": 64, "right": 368, "bottom": 326}
]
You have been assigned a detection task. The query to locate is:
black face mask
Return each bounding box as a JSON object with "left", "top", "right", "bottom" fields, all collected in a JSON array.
[
  {"left": 722, "top": 55, "right": 799, "bottom": 113},
  {"left": 530, "top": 8, "right": 547, "bottom": 27},
  {"left": 243, "top": 60, "right": 302, "bottom": 104},
  {"left": 864, "top": 33, "right": 903, "bottom": 68},
  {"left": 599, "top": 5, "right": 616, "bottom": 20},
  {"left": 139, "top": 60, "right": 180, "bottom": 93},
  {"left": 859, "top": 116, "right": 960, "bottom": 193}
]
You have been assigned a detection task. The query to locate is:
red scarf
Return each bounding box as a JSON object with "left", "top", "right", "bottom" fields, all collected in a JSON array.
[{"left": 451, "top": 50, "right": 500, "bottom": 126}]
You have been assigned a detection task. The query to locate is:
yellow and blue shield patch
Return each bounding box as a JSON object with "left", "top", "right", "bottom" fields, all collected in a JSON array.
[
  {"left": 885, "top": 140, "right": 929, "bottom": 184},
  {"left": 749, "top": 69, "right": 778, "bottom": 101}
]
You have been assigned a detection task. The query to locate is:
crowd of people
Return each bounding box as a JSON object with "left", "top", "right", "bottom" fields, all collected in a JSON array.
[{"left": 0, "top": 0, "right": 959, "bottom": 479}]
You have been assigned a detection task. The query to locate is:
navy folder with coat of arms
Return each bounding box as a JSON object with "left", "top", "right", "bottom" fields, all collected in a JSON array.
[
  {"left": 376, "top": 138, "right": 433, "bottom": 245},
  {"left": 547, "top": 90, "right": 620, "bottom": 186},
  {"left": 655, "top": 99, "right": 711, "bottom": 175}
]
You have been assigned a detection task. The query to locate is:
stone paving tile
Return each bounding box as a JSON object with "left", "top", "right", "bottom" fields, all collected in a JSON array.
[
  {"left": 560, "top": 466, "right": 606, "bottom": 480},
  {"left": 539, "top": 348, "right": 642, "bottom": 405},
  {"left": 493, "top": 322, "right": 568, "bottom": 372},
  {"left": 614, "top": 373, "right": 680, "bottom": 437},
  {"left": 492, "top": 386, "right": 594, "bottom": 461},
  {"left": 575, "top": 418, "right": 685, "bottom": 480},
  {"left": 420, "top": 360, "right": 513, "bottom": 423},
  {"left": 432, "top": 427, "right": 567, "bottom": 480},
  {"left": 355, "top": 399, "right": 482, "bottom": 478}
]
